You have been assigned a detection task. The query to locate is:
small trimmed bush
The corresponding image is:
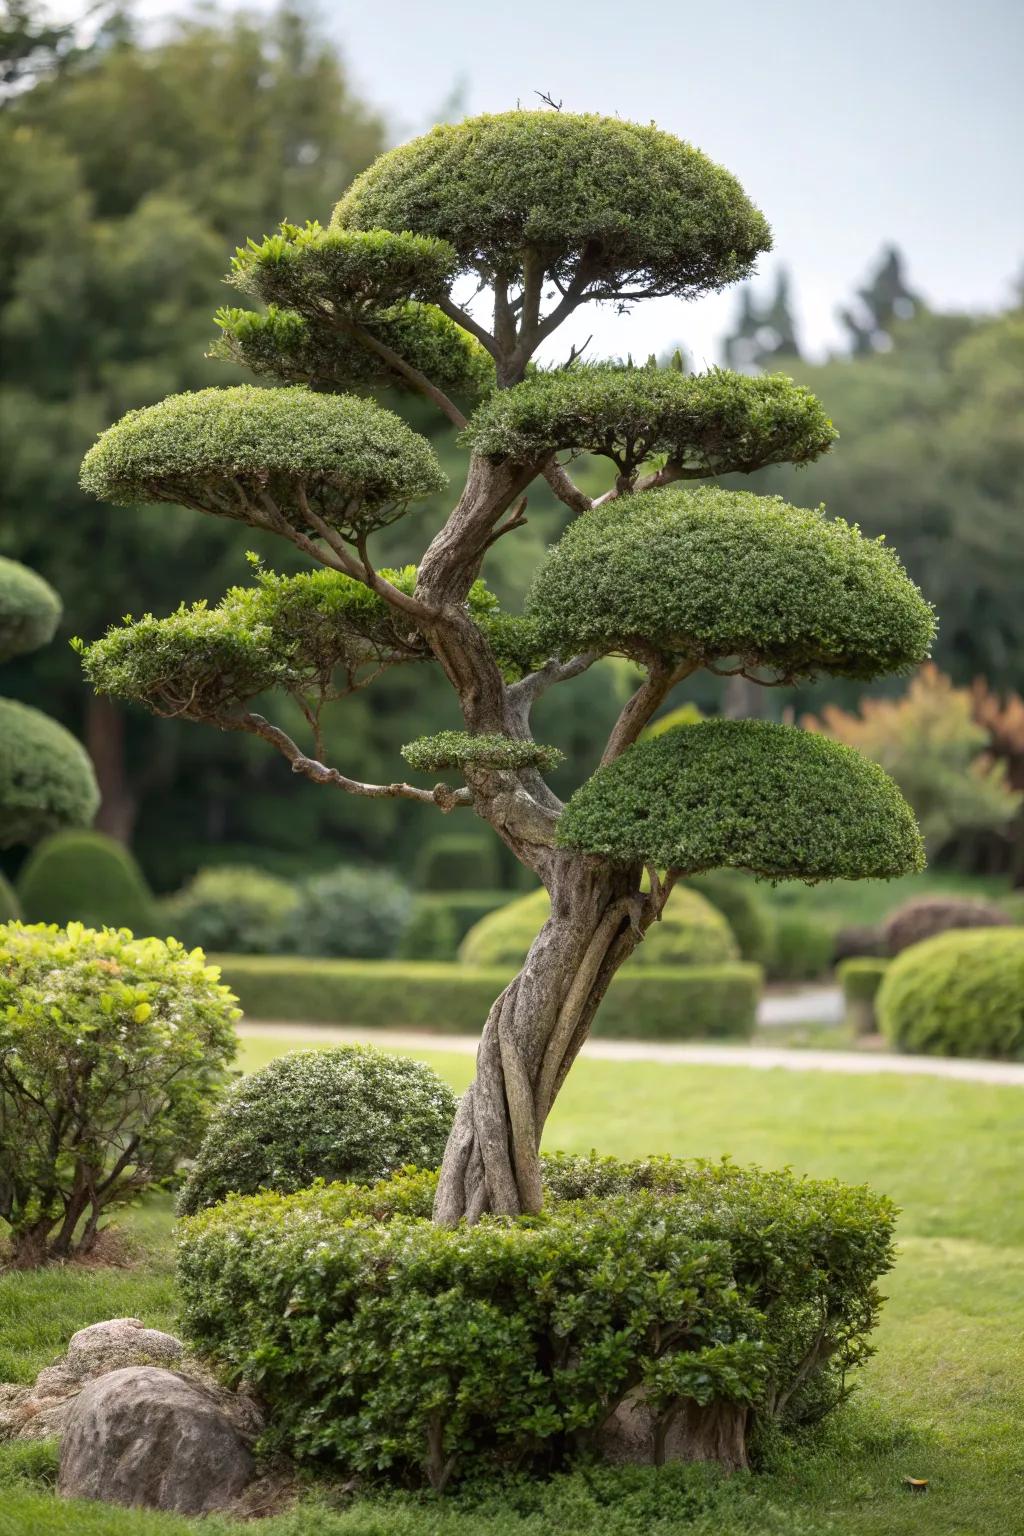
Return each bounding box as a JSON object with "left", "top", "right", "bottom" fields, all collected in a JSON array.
[
  {"left": 163, "top": 864, "right": 298, "bottom": 954},
  {"left": 177, "top": 1046, "right": 457, "bottom": 1215},
  {"left": 0, "top": 922, "right": 238, "bottom": 1265},
  {"left": 877, "top": 927, "right": 1024, "bottom": 1059},
  {"left": 837, "top": 957, "right": 890, "bottom": 1035},
  {"left": 179, "top": 1157, "right": 895, "bottom": 1486},
  {"left": 0, "top": 699, "right": 99, "bottom": 850},
  {"left": 684, "top": 870, "right": 773, "bottom": 964},
  {"left": 16, "top": 829, "right": 155, "bottom": 932},
  {"left": 287, "top": 865, "right": 413, "bottom": 959},
  {"left": 415, "top": 833, "right": 502, "bottom": 892},
  {"left": 216, "top": 956, "right": 760, "bottom": 1040},
  {"left": 764, "top": 912, "right": 835, "bottom": 981},
  {"left": 0, "top": 872, "right": 19, "bottom": 922},
  {"left": 0, "top": 556, "right": 61, "bottom": 662},
  {"left": 459, "top": 886, "right": 737, "bottom": 971},
  {"left": 399, "top": 891, "right": 513, "bottom": 960},
  {"left": 882, "top": 894, "right": 1010, "bottom": 956}
]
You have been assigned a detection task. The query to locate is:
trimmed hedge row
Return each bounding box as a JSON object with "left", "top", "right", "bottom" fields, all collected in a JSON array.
[
  {"left": 836, "top": 957, "right": 890, "bottom": 1035},
  {"left": 215, "top": 955, "right": 761, "bottom": 1040}
]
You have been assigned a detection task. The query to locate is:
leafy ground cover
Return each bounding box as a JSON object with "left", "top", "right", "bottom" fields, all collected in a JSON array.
[{"left": 1, "top": 1041, "right": 1021, "bottom": 1536}]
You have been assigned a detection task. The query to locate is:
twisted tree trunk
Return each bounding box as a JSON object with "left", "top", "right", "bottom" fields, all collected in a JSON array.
[{"left": 433, "top": 851, "right": 645, "bottom": 1224}]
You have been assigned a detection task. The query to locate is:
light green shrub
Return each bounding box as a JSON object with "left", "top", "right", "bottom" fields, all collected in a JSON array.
[
  {"left": 877, "top": 927, "right": 1024, "bottom": 1059},
  {"left": 765, "top": 913, "right": 835, "bottom": 981},
  {"left": 684, "top": 870, "right": 773, "bottom": 964},
  {"left": 837, "top": 958, "right": 890, "bottom": 1034},
  {"left": 287, "top": 865, "right": 413, "bottom": 959},
  {"left": 163, "top": 865, "right": 298, "bottom": 954}
]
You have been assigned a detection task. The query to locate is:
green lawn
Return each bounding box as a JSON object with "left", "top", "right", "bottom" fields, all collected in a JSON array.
[{"left": 2, "top": 1037, "right": 1022, "bottom": 1536}]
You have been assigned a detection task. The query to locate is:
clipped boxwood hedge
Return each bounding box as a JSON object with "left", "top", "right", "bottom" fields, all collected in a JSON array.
[
  {"left": 178, "top": 1156, "right": 895, "bottom": 1487},
  {"left": 215, "top": 956, "right": 760, "bottom": 1040},
  {"left": 877, "top": 927, "right": 1024, "bottom": 1059},
  {"left": 836, "top": 957, "right": 890, "bottom": 1035}
]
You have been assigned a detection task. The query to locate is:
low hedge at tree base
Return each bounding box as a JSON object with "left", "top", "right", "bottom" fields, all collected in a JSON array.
[
  {"left": 178, "top": 1157, "right": 895, "bottom": 1489},
  {"left": 215, "top": 956, "right": 761, "bottom": 1039}
]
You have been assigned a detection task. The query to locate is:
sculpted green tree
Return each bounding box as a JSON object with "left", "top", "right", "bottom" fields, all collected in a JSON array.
[{"left": 78, "top": 111, "right": 933, "bottom": 1224}]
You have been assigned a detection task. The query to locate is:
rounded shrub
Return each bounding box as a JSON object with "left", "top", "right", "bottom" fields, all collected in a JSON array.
[
  {"left": 414, "top": 832, "right": 502, "bottom": 892},
  {"left": 80, "top": 385, "right": 446, "bottom": 537},
  {"left": 287, "top": 865, "right": 413, "bottom": 959},
  {"left": 527, "top": 486, "right": 935, "bottom": 680},
  {"left": 179, "top": 1157, "right": 895, "bottom": 1486},
  {"left": 877, "top": 927, "right": 1024, "bottom": 1059},
  {"left": 0, "top": 872, "right": 20, "bottom": 922},
  {"left": 17, "top": 829, "right": 155, "bottom": 932},
  {"left": 164, "top": 865, "right": 298, "bottom": 954},
  {"left": 396, "top": 897, "right": 460, "bottom": 960},
  {"left": 0, "top": 699, "right": 99, "bottom": 849},
  {"left": 683, "top": 870, "right": 772, "bottom": 964},
  {"left": 882, "top": 894, "right": 1010, "bottom": 956},
  {"left": 459, "top": 884, "right": 737, "bottom": 970},
  {"left": 177, "top": 1046, "right": 457, "bottom": 1215},
  {"left": 0, "top": 921, "right": 238, "bottom": 1265},
  {"left": 837, "top": 957, "right": 890, "bottom": 1035},
  {"left": 558, "top": 719, "right": 925, "bottom": 882},
  {"left": 334, "top": 111, "right": 771, "bottom": 299},
  {"left": 463, "top": 365, "right": 835, "bottom": 474},
  {"left": 0, "top": 556, "right": 61, "bottom": 662}
]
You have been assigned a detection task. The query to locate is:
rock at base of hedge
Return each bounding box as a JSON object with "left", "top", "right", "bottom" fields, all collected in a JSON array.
[
  {"left": 597, "top": 1387, "right": 749, "bottom": 1471},
  {"left": 0, "top": 1318, "right": 184, "bottom": 1443},
  {"left": 58, "top": 1366, "right": 258, "bottom": 1514}
]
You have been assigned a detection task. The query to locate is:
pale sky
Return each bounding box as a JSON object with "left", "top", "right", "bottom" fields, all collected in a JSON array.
[{"left": 58, "top": 0, "right": 1024, "bottom": 365}]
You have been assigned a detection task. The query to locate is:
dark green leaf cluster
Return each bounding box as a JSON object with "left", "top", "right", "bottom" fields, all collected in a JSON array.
[
  {"left": 527, "top": 486, "right": 936, "bottom": 680},
  {"left": 228, "top": 223, "right": 458, "bottom": 311},
  {"left": 79, "top": 385, "right": 445, "bottom": 538},
  {"left": 401, "top": 731, "right": 564, "bottom": 775},
  {"left": 178, "top": 1156, "right": 894, "bottom": 1483},
  {"left": 212, "top": 301, "right": 494, "bottom": 399},
  {"left": 0, "top": 921, "right": 238, "bottom": 1261},
  {"left": 476, "top": 612, "right": 550, "bottom": 681},
  {"left": 557, "top": 719, "right": 925, "bottom": 881},
  {"left": 285, "top": 865, "right": 414, "bottom": 960},
  {"left": 0, "top": 557, "right": 61, "bottom": 663},
  {"left": 459, "top": 885, "right": 737, "bottom": 970},
  {"left": 878, "top": 927, "right": 1024, "bottom": 1059},
  {"left": 177, "top": 1045, "right": 457, "bottom": 1215},
  {"left": 462, "top": 365, "right": 836, "bottom": 475},
  {"left": 18, "top": 830, "right": 156, "bottom": 932},
  {"left": 334, "top": 112, "right": 771, "bottom": 300},
  {"left": 0, "top": 698, "right": 99, "bottom": 849},
  {"left": 77, "top": 565, "right": 498, "bottom": 721}
]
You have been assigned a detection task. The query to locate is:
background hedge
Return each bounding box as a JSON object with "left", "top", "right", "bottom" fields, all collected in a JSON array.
[
  {"left": 17, "top": 829, "right": 155, "bottom": 932},
  {"left": 216, "top": 956, "right": 761, "bottom": 1040},
  {"left": 877, "top": 927, "right": 1024, "bottom": 1059}
]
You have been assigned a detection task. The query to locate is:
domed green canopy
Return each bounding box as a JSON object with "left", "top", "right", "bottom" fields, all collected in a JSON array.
[
  {"left": 80, "top": 386, "right": 445, "bottom": 538},
  {"left": 557, "top": 718, "right": 925, "bottom": 881},
  {"left": 0, "top": 698, "right": 99, "bottom": 849},
  {"left": 526, "top": 485, "right": 935, "bottom": 682},
  {"left": 462, "top": 365, "right": 836, "bottom": 475},
  {"left": 228, "top": 224, "right": 458, "bottom": 312},
  {"left": 0, "top": 557, "right": 61, "bottom": 663},
  {"left": 333, "top": 111, "right": 771, "bottom": 299}
]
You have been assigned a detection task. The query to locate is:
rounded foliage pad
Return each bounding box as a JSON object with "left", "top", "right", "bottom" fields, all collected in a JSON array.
[
  {"left": 334, "top": 111, "right": 771, "bottom": 299},
  {"left": 527, "top": 485, "right": 935, "bottom": 681},
  {"left": 0, "top": 699, "right": 99, "bottom": 849},
  {"left": 0, "top": 557, "right": 62, "bottom": 663},
  {"left": 80, "top": 386, "right": 445, "bottom": 538},
  {"left": 177, "top": 1045, "right": 458, "bottom": 1214},
  {"left": 557, "top": 718, "right": 925, "bottom": 881},
  {"left": 878, "top": 927, "right": 1024, "bottom": 1060},
  {"left": 227, "top": 223, "right": 458, "bottom": 311},
  {"left": 463, "top": 365, "right": 836, "bottom": 475}
]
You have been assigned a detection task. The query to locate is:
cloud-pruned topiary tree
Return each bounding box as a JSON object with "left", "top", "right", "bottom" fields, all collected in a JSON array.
[
  {"left": 78, "top": 109, "right": 933, "bottom": 1226},
  {"left": 0, "top": 557, "right": 99, "bottom": 849}
]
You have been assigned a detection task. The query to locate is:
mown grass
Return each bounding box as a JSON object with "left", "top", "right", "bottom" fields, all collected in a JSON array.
[{"left": 2, "top": 1043, "right": 1021, "bottom": 1536}]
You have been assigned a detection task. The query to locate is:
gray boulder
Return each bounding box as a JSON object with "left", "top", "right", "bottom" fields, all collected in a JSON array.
[
  {"left": 0, "top": 1317, "right": 185, "bottom": 1442},
  {"left": 58, "top": 1366, "right": 258, "bottom": 1514}
]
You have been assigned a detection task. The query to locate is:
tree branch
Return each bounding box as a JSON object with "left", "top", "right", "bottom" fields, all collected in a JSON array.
[
  {"left": 435, "top": 294, "right": 500, "bottom": 359},
  {"left": 591, "top": 460, "right": 697, "bottom": 508},
  {"left": 347, "top": 319, "right": 468, "bottom": 429},
  {"left": 293, "top": 484, "right": 439, "bottom": 623},
  {"left": 239, "top": 712, "right": 472, "bottom": 810},
  {"left": 543, "top": 459, "right": 592, "bottom": 514},
  {"left": 600, "top": 658, "right": 698, "bottom": 765}
]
